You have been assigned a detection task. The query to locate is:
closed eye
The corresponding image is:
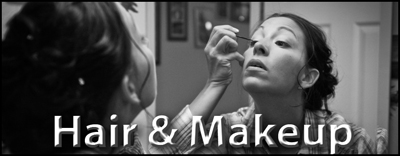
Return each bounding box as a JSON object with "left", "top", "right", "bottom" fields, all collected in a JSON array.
[{"left": 275, "top": 41, "right": 290, "bottom": 48}]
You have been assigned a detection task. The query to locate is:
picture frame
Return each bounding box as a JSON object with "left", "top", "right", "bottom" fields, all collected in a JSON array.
[
  {"left": 391, "top": 35, "right": 398, "bottom": 79},
  {"left": 230, "top": 2, "right": 250, "bottom": 23},
  {"left": 155, "top": 2, "right": 161, "bottom": 65},
  {"left": 167, "top": 2, "right": 188, "bottom": 41},
  {"left": 194, "top": 7, "right": 214, "bottom": 48}
]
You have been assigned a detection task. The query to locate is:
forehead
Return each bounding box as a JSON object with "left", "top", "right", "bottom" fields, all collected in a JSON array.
[{"left": 257, "top": 17, "right": 304, "bottom": 37}]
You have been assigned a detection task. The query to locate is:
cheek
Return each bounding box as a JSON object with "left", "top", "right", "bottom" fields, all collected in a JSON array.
[{"left": 271, "top": 53, "right": 304, "bottom": 78}]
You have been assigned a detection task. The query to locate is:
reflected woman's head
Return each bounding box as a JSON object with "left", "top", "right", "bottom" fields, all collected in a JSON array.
[{"left": 242, "top": 13, "right": 338, "bottom": 112}]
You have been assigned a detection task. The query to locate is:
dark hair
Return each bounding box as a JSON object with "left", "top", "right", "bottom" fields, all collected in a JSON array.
[
  {"left": 254, "top": 13, "right": 339, "bottom": 114},
  {"left": 2, "top": 2, "right": 132, "bottom": 153}
]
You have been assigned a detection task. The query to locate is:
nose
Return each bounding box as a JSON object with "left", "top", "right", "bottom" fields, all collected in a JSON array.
[{"left": 253, "top": 42, "right": 269, "bottom": 56}]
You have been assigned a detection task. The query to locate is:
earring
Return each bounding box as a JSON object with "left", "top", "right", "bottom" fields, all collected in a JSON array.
[
  {"left": 298, "top": 86, "right": 302, "bottom": 90},
  {"left": 78, "top": 77, "right": 85, "bottom": 86}
]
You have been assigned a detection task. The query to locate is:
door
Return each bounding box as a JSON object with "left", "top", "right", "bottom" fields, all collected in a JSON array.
[{"left": 250, "top": 2, "right": 392, "bottom": 140}]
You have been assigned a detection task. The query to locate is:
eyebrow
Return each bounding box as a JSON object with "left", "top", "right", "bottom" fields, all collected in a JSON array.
[{"left": 259, "top": 25, "right": 297, "bottom": 39}]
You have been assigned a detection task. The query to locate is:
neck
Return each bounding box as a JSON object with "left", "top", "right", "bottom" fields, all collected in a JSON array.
[
  {"left": 250, "top": 89, "right": 305, "bottom": 154},
  {"left": 93, "top": 92, "right": 141, "bottom": 154}
]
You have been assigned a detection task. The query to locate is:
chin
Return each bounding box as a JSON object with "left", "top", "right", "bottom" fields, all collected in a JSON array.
[
  {"left": 140, "top": 92, "right": 156, "bottom": 109},
  {"left": 242, "top": 77, "right": 268, "bottom": 93}
]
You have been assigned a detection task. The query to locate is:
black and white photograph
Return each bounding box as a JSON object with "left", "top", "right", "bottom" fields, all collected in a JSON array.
[{"left": 2, "top": 2, "right": 398, "bottom": 154}]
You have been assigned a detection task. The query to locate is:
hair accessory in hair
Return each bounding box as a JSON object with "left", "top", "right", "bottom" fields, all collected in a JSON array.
[
  {"left": 78, "top": 77, "right": 85, "bottom": 86},
  {"left": 27, "top": 34, "right": 33, "bottom": 40}
]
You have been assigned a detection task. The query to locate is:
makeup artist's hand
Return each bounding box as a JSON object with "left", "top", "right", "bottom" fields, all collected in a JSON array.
[{"left": 204, "top": 25, "right": 244, "bottom": 86}]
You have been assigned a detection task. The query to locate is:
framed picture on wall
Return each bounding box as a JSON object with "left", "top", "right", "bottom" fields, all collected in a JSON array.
[
  {"left": 167, "top": 2, "right": 187, "bottom": 41},
  {"left": 194, "top": 7, "right": 213, "bottom": 48},
  {"left": 230, "top": 2, "right": 249, "bottom": 23}
]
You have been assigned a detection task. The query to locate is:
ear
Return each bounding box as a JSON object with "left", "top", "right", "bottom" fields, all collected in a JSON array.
[
  {"left": 299, "top": 68, "right": 320, "bottom": 89},
  {"left": 120, "top": 75, "right": 141, "bottom": 105}
]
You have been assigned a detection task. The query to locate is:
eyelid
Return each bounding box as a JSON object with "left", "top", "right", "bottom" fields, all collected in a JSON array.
[
  {"left": 276, "top": 40, "right": 291, "bottom": 48},
  {"left": 249, "top": 40, "right": 257, "bottom": 47}
]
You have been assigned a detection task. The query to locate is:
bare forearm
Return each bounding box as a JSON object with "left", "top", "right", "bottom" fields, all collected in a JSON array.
[
  {"left": 189, "top": 82, "right": 228, "bottom": 122},
  {"left": 189, "top": 25, "right": 241, "bottom": 124}
]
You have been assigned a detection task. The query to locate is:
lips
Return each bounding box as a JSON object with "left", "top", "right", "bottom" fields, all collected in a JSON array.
[{"left": 246, "top": 59, "right": 267, "bottom": 71}]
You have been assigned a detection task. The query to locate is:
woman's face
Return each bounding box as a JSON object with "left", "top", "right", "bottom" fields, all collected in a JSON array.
[
  {"left": 116, "top": 2, "right": 157, "bottom": 109},
  {"left": 242, "top": 17, "right": 307, "bottom": 95}
]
